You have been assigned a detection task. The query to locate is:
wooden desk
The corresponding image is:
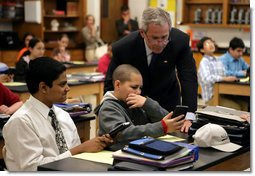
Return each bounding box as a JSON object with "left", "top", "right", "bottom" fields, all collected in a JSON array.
[
  {"left": 212, "top": 82, "right": 250, "bottom": 106},
  {"left": 204, "top": 151, "right": 250, "bottom": 171},
  {"left": 0, "top": 114, "right": 95, "bottom": 160},
  {"left": 0, "top": 138, "right": 4, "bottom": 160},
  {"left": 5, "top": 81, "right": 104, "bottom": 106},
  {"left": 37, "top": 133, "right": 250, "bottom": 171},
  {"left": 37, "top": 148, "right": 250, "bottom": 171},
  {"left": 65, "top": 61, "right": 98, "bottom": 74},
  {"left": 72, "top": 114, "right": 96, "bottom": 142}
]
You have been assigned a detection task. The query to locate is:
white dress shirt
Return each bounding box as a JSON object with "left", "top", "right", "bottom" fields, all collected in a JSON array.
[
  {"left": 3, "top": 95, "right": 81, "bottom": 171},
  {"left": 198, "top": 55, "right": 225, "bottom": 102}
]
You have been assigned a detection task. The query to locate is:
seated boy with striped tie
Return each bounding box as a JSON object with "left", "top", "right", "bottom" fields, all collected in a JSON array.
[{"left": 3, "top": 57, "right": 113, "bottom": 171}]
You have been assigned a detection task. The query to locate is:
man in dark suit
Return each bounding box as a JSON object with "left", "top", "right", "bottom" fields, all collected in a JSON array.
[
  {"left": 116, "top": 5, "right": 139, "bottom": 39},
  {"left": 105, "top": 7, "right": 198, "bottom": 132}
]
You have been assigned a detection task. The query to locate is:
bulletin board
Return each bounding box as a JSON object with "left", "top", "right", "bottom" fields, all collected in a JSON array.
[{"left": 149, "top": 0, "right": 176, "bottom": 27}]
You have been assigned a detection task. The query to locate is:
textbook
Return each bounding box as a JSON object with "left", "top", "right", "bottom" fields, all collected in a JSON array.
[
  {"left": 173, "top": 142, "right": 199, "bottom": 161},
  {"left": 113, "top": 147, "right": 193, "bottom": 168}
]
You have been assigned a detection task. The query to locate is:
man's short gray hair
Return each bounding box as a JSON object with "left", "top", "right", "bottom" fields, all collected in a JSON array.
[{"left": 141, "top": 7, "right": 172, "bottom": 32}]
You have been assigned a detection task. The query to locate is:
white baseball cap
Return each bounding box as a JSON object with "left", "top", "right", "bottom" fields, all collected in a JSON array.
[{"left": 192, "top": 123, "right": 242, "bottom": 152}]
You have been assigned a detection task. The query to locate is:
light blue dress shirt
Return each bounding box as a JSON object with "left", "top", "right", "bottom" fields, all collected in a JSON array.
[{"left": 219, "top": 52, "right": 249, "bottom": 78}]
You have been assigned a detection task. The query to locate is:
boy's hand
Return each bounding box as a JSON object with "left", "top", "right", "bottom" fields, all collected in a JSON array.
[
  {"left": 0, "top": 105, "right": 11, "bottom": 115},
  {"left": 126, "top": 93, "right": 146, "bottom": 108},
  {"left": 223, "top": 76, "right": 238, "bottom": 82},
  {"left": 162, "top": 112, "right": 185, "bottom": 133},
  {"left": 80, "top": 135, "right": 113, "bottom": 153}
]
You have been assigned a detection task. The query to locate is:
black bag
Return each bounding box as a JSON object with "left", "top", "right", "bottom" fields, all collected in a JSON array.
[{"left": 189, "top": 113, "right": 250, "bottom": 146}]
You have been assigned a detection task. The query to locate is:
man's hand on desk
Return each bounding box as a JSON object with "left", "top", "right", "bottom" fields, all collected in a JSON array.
[
  {"left": 70, "top": 134, "right": 113, "bottom": 154},
  {"left": 240, "top": 113, "right": 250, "bottom": 124},
  {"left": 222, "top": 76, "right": 238, "bottom": 82},
  {"left": 181, "top": 120, "right": 192, "bottom": 133}
]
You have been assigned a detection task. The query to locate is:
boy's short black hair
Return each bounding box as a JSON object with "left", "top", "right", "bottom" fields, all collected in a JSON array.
[
  {"left": 26, "top": 57, "right": 66, "bottom": 94},
  {"left": 229, "top": 37, "right": 245, "bottom": 50},
  {"left": 196, "top": 36, "right": 212, "bottom": 54},
  {"left": 112, "top": 64, "right": 141, "bottom": 84},
  {"left": 121, "top": 5, "right": 129, "bottom": 12}
]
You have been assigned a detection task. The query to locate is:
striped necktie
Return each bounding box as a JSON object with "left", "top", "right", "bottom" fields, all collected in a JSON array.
[{"left": 49, "top": 109, "right": 68, "bottom": 154}]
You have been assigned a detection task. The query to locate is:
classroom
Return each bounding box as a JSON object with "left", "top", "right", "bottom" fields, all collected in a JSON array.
[{"left": 0, "top": 0, "right": 252, "bottom": 172}]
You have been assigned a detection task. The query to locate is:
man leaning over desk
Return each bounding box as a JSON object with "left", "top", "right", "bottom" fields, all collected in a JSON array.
[
  {"left": 105, "top": 7, "right": 198, "bottom": 132},
  {"left": 2, "top": 57, "right": 113, "bottom": 171}
]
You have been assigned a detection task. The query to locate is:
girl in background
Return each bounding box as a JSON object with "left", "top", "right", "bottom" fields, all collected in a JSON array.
[
  {"left": 14, "top": 38, "right": 45, "bottom": 82},
  {"left": 16, "top": 32, "right": 34, "bottom": 61},
  {"left": 52, "top": 34, "right": 71, "bottom": 62},
  {"left": 97, "top": 43, "right": 112, "bottom": 76}
]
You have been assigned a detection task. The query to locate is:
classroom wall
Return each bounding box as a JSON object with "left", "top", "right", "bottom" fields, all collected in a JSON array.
[
  {"left": 0, "top": 0, "right": 251, "bottom": 49},
  {"left": 128, "top": 0, "right": 148, "bottom": 24},
  {"left": 128, "top": 0, "right": 251, "bottom": 48},
  {"left": 86, "top": 0, "right": 101, "bottom": 35}
]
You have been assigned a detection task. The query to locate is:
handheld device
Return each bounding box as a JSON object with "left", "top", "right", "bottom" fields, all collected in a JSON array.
[
  {"left": 109, "top": 122, "right": 131, "bottom": 138},
  {"left": 172, "top": 105, "right": 189, "bottom": 119}
]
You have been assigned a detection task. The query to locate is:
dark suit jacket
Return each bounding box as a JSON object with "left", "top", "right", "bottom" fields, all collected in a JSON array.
[
  {"left": 105, "top": 28, "right": 198, "bottom": 113},
  {"left": 116, "top": 18, "right": 139, "bottom": 39}
]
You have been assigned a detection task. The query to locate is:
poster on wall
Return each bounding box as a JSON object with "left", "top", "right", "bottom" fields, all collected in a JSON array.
[{"left": 149, "top": 0, "right": 176, "bottom": 27}]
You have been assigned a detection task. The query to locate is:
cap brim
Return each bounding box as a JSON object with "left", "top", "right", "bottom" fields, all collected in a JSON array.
[{"left": 212, "top": 142, "right": 242, "bottom": 152}]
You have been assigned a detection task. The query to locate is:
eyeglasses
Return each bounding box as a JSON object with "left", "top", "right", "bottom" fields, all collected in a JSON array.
[{"left": 143, "top": 31, "right": 170, "bottom": 45}]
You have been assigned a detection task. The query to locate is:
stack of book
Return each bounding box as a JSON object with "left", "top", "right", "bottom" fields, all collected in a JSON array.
[
  {"left": 54, "top": 102, "right": 92, "bottom": 118},
  {"left": 112, "top": 137, "right": 198, "bottom": 170}
]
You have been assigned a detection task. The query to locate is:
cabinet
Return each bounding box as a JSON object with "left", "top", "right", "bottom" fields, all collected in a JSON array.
[
  {"left": 42, "top": 0, "right": 85, "bottom": 48},
  {"left": 15, "top": 0, "right": 86, "bottom": 49},
  {"left": 181, "top": 0, "right": 250, "bottom": 28}
]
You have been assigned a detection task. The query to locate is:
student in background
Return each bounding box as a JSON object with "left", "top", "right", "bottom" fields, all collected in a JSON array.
[
  {"left": 116, "top": 5, "right": 139, "bottom": 39},
  {"left": 219, "top": 37, "right": 250, "bottom": 78},
  {"left": 14, "top": 38, "right": 45, "bottom": 82},
  {"left": 16, "top": 32, "right": 34, "bottom": 61},
  {"left": 97, "top": 43, "right": 112, "bottom": 76},
  {"left": 0, "top": 82, "right": 23, "bottom": 115},
  {"left": 82, "top": 14, "right": 104, "bottom": 62},
  {"left": 96, "top": 64, "right": 185, "bottom": 151},
  {"left": 3, "top": 57, "right": 113, "bottom": 171},
  {"left": 197, "top": 36, "right": 248, "bottom": 111},
  {"left": 52, "top": 34, "right": 71, "bottom": 62}
]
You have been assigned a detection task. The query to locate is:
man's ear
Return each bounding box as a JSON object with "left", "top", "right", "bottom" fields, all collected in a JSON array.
[
  {"left": 39, "top": 82, "right": 48, "bottom": 94},
  {"left": 139, "top": 29, "right": 145, "bottom": 39}
]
